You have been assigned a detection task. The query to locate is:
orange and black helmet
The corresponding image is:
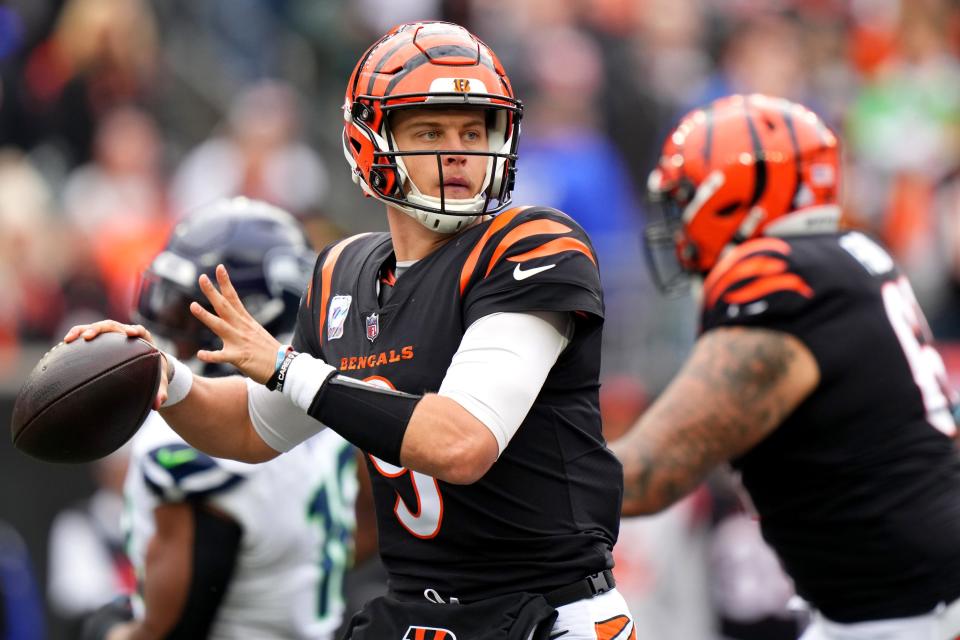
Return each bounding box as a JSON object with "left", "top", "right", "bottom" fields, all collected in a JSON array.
[
  {"left": 645, "top": 94, "right": 841, "bottom": 294},
  {"left": 342, "top": 21, "right": 523, "bottom": 233}
]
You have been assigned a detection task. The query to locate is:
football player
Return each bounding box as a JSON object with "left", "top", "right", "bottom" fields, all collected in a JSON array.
[
  {"left": 83, "top": 198, "right": 370, "bottom": 640},
  {"left": 612, "top": 94, "right": 960, "bottom": 639},
  {"left": 66, "top": 22, "right": 633, "bottom": 640}
]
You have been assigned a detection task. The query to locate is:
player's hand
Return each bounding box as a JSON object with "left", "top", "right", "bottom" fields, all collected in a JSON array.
[
  {"left": 192, "top": 263, "right": 281, "bottom": 384},
  {"left": 62, "top": 320, "right": 171, "bottom": 411}
]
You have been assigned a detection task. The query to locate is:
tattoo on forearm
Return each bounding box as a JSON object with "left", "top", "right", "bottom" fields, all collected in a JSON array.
[{"left": 615, "top": 328, "right": 810, "bottom": 514}]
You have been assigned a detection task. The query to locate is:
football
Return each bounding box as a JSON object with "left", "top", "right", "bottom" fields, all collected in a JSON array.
[{"left": 11, "top": 333, "right": 162, "bottom": 463}]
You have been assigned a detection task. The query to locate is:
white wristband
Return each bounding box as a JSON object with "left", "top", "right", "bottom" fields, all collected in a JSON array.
[
  {"left": 160, "top": 353, "right": 194, "bottom": 408},
  {"left": 282, "top": 353, "right": 337, "bottom": 412}
]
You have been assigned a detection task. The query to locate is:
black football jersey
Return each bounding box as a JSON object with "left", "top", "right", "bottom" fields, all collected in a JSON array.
[
  {"left": 291, "top": 206, "right": 621, "bottom": 601},
  {"left": 701, "top": 230, "right": 960, "bottom": 622}
]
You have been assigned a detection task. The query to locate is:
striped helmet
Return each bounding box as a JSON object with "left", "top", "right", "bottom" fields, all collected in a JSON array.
[
  {"left": 342, "top": 21, "right": 523, "bottom": 233},
  {"left": 644, "top": 94, "right": 841, "bottom": 293}
]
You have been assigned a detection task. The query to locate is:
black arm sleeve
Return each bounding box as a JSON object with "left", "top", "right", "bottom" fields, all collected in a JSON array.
[
  {"left": 308, "top": 375, "right": 420, "bottom": 466},
  {"left": 165, "top": 505, "right": 242, "bottom": 639}
]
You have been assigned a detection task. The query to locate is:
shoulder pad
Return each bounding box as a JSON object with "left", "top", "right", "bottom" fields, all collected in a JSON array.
[
  {"left": 141, "top": 443, "right": 245, "bottom": 502},
  {"left": 459, "top": 206, "right": 598, "bottom": 297}
]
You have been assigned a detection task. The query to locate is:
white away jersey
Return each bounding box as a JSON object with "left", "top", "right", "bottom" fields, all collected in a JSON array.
[{"left": 123, "top": 412, "right": 358, "bottom": 639}]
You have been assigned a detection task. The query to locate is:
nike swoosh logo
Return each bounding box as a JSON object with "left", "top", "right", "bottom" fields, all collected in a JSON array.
[
  {"left": 513, "top": 263, "right": 556, "bottom": 280},
  {"left": 156, "top": 447, "right": 199, "bottom": 469}
]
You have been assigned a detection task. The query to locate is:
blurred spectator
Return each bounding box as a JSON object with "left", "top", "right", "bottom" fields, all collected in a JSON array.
[
  {"left": 47, "top": 448, "right": 133, "bottom": 637},
  {"left": 693, "top": 14, "right": 814, "bottom": 108},
  {"left": 0, "top": 149, "right": 71, "bottom": 373},
  {"left": 0, "top": 520, "right": 45, "bottom": 640},
  {"left": 844, "top": 1, "right": 960, "bottom": 309},
  {"left": 61, "top": 105, "right": 170, "bottom": 321},
  {"left": 169, "top": 79, "right": 330, "bottom": 220},
  {"left": 13, "top": 0, "right": 159, "bottom": 167}
]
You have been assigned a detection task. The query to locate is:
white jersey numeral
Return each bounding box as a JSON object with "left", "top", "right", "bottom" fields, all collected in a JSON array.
[
  {"left": 369, "top": 456, "right": 444, "bottom": 538},
  {"left": 364, "top": 376, "right": 444, "bottom": 539},
  {"left": 881, "top": 276, "right": 957, "bottom": 437}
]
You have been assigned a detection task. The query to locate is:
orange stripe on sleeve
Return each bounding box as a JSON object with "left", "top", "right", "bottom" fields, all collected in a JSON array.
[
  {"left": 318, "top": 234, "right": 369, "bottom": 345},
  {"left": 705, "top": 255, "right": 788, "bottom": 308},
  {"left": 459, "top": 206, "right": 530, "bottom": 295},
  {"left": 506, "top": 236, "right": 597, "bottom": 267},
  {"left": 704, "top": 237, "right": 792, "bottom": 294},
  {"left": 723, "top": 272, "right": 813, "bottom": 305},
  {"left": 484, "top": 219, "right": 572, "bottom": 277}
]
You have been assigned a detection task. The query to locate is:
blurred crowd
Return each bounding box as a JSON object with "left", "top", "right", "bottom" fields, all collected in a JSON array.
[
  {"left": 2, "top": 0, "right": 960, "bottom": 638},
  {"left": 2, "top": 0, "right": 960, "bottom": 383}
]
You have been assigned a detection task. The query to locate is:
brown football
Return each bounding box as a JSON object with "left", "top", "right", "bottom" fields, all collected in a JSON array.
[{"left": 11, "top": 333, "right": 162, "bottom": 463}]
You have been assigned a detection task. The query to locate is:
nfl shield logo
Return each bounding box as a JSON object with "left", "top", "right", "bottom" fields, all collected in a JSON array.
[{"left": 366, "top": 313, "right": 380, "bottom": 342}]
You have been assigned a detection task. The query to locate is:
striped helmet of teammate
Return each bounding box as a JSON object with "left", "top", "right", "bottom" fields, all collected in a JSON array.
[{"left": 644, "top": 94, "right": 841, "bottom": 295}]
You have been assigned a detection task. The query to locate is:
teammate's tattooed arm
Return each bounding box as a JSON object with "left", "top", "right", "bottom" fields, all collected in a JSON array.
[{"left": 612, "top": 327, "right": 820, "bottom": 516}]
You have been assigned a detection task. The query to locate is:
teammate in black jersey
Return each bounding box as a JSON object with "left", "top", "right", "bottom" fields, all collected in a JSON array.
[
  {"left": 613, "top": 93, "right": 960, "bottom": 639},
  {"left": 65, "top": 21, "right": 633, "bottom": 639}
]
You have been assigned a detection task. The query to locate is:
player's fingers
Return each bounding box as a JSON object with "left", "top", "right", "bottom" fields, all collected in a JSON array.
[
  {"left": 215, "top": 264, "right": 246, "bottom": 313},
  {"left": 195, "top": 348, "right": 230, "bottom": 364},
  {"left": 198, "top": 273, "right": 234, "bottom": 320},
  {"left": 64, "top": 319, "right": 129, "bottom": 342},
  {"left": 124, "top": 324, "right": 154, "bottom": 343},
  {"left": 190, "top": 302, "right": 233, "bottom": 337},
  {"left": 64, "top": 321, "right": 105, "bottom": 342}
]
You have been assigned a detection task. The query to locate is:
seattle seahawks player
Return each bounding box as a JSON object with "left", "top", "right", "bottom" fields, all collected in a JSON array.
[{"left": 86, "top": 198, "right": 367, "bottom": 640}]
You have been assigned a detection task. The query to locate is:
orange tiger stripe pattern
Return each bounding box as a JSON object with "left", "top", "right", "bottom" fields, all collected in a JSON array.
[
  {"left": 704, "top": 237, "right": 792, "bottom": 296},
  {"left": 318, "top": 234, "right": 369, "bottom": 344},
  {"left": 594, "top": 614, "right": 636, "bottom": 640},
  {"left": 705, "top": 255, "right": 789, "bottom": 309},
  {"left": 703, "top": 237, "right": 813, "bottom": 309},
  {"left": 458, "top": 206, "right": 530, "bottom": 295},
  {"left": 507, "top": 236, "right": 596, "bottom": 267},
  {"left": 723, "top": 273, "right": 813, "bottom": 305},
  {"left": 485, "top": 219, "right": 573, "bottom": 277}
]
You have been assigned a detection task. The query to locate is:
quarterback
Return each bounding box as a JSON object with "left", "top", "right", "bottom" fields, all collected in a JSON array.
[{"left": 67, "top": 22, "right": 633, "bottom": 640}]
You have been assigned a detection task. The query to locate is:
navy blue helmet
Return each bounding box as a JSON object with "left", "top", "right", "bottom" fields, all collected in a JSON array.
[{"left": 135, "top": 197, "right": 316, "bottom": 358}]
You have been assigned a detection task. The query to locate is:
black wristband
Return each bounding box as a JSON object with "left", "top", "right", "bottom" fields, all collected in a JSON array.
[
  {"left": 307, "top": 375, "right": 419, "bottom": 466},
  {"left": 266, "top": 349, "right": 298, "bottom": 392}
]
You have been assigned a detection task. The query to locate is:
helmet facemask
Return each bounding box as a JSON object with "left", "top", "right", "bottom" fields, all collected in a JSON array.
[{"left": 346, "top": 93, "right": 521, "bottom": 233}]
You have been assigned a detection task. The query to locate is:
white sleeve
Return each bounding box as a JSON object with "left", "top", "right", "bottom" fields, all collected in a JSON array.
[
  {"left": 438, "top": 311, "right": 571, "bottom": 456},
  {"left": 247, "top": 377, "right": 326, "bottom": 452}
]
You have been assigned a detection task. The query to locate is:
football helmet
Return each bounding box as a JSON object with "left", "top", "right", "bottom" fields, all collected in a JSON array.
[
  {"left": 342, "top": 21, "right": 523, "bottom": 233},
  {"left": 134, "top": 197, "right": 315, "bottom": 362},
  {"left": 645, "top": 94, "right": 841, "bottom": 294}
]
